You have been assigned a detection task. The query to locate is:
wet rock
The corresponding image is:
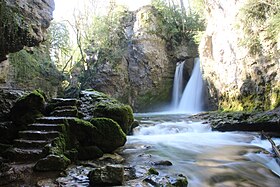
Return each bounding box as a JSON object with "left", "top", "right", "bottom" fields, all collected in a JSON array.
[
  {"left": 147, "top": 167, "right": 159, "bottom": 175},
  {"left": 128, "top": 120, "right": 140, "bottom": 135},
  {"left": 97, "top": 153, "right": 125, "bottom": 164},
  {"left": 192, "top": 110, "right": 280, "bottom": 135},
  {"left": 153, "top": 160, "right": 173, "bottom": 166},
  {"left": 88, "top": 164, "right": 124, "bottom": 186},
  {"left": 78, "top": 146, "right": 103, "bottom": 160},
  {"left": 35, "top": 154, "right": 70, "bottom": 171},
  {"left": 144, "top": 174, "right": 188, "bottom": 187},
  {"left": 0, "top": 89, "right": 25, "bottom": 121}
]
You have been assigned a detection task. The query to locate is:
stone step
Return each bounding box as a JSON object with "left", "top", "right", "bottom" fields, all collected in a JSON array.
[
  {"left": 3, "top": 148, "right": 45, "bottom": 162},
  {"left": 36, "top": 116, "right": 76, "bottom": 124},
  {"left": 54, "top": 105, "right": 77, "bottom": 111},
  {"left": 28, "top": 123, "right": 64, "bottom": 132},
  {"left": 14, "top": 139, "right": 50, "bottom": 149},
  {"left": 50, "top": 98, "right": 81, "bottom": 107},
  {"left": 19, "top": 130, "right": 60, "bottom": 140},
  {"left": 50, "top": 109, "right": 78, "bottom": 117}
]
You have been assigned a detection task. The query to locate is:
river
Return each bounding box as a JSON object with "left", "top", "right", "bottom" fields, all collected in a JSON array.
[{"left": 122, "top": 112, "right": 280, "bottom": 187}]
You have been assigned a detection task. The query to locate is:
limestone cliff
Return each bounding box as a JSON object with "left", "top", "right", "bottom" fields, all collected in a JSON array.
[
  {"left": 0, "top": 0, "right": 55, "bottom": 61},
  {"left": 200, "top": 0, "right": 280, "bottom": 111},
  {"left": 86, "top": 6, "right": 197, "bottom": 112},
  {"left": 0, "top": 0, "right": 61, "bottom": 97}
]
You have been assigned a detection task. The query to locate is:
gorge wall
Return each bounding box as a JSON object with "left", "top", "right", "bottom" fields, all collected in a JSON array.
[
  {"left": 0, "top": 0, "right": 61, "bottom": 98},
  {"left": 0, "top": 0, "right": 54, "bottom": 61},
  {"left": 86, "top": 6, "right": 197, "bottom": 112},
  {"left": 200, "top": 0, "right": 280, "bottom": 111}
]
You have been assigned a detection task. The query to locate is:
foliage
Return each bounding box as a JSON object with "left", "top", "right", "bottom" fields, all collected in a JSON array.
[
  {"left": 238, "top": 0, "right": 280, "bottom": 54},
  {"left": 151, "top": 0, "right": 205, "bottom": 46},
  {"left": 46, "top": 21, "right": 72, "bottom": 72},
  {"left": 85, "top": 4, "right": 129, "bottom": 64},
  {"left": 9, "top": 45, "right": 64, "bottom": 97}
]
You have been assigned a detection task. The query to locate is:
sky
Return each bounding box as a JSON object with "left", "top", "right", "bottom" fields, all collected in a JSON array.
[{"left": 53, "top": 0, "right": 152, "bottom": 21}]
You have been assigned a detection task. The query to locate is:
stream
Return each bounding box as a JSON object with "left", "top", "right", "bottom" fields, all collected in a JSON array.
[{"left": 122, "top": 112, "right": 280, "bottom": 187}]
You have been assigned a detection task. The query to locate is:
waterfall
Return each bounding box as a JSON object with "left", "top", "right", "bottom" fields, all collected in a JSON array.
[
  {"left": 178, "top": 58, "right": 204, "bottom": 113},
  {"left": 171, "top": 61, "right": 185, "bottom": 109}
]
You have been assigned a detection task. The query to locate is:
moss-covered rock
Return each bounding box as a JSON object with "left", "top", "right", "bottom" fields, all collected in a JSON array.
[
  {"left": 68, "top": 117, "right": 126, "bottom": 154},
  {"left": 10, "top": 90, "right": 46, "bottom": 126},
  {"left": 34, "top": 154, "right": 70, "bottom": 171},
  {"left": 68, "top": 118, "right": 98, "bottom": 146},
  {"left": 90, "top": 118, "right": 127, "bottom": 153},
  {"left": 78, "top": 146, "right": 104, "bottom": 160},
  {"left": 93, "top": 102, "right": 134, "bottom": 134}
]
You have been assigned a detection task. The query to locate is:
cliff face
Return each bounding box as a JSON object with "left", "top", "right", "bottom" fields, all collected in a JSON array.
[
  {"left": 87, "top": 6, "right": 197, "bottom": 112},
  {"left": 0, "top": 0, "right": 60, "bottom": 97},
  {"left": 0, "top": 0, "right": 55, "bottom": 61},
  {"left": 200, "top": 0, "right": 280, "bottom": 111}
]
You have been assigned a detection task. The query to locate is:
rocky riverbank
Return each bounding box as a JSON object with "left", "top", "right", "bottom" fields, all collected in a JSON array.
[{"left": 191, "top": 108, "right": 280, "bottom": 137}]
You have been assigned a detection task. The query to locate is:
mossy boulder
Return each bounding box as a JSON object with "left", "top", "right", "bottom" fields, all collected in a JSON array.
[
  {"left": 78, "top": 146, "right": 104, "bottom": 160},
  {"left": 68, "top": 118, "right": 126, "bottom": 154},
  {"left": 34, "top": 154, "right": 70, "bottom": 171},
  {"left": 90, "top": 118, "right": 127, "bottom": 153},
  {"left": 10, "top": 90, "right": 46, "bottom": 126},
  {"left": 93, "top": 102, "right": 134, "bottom": 134},
  {"left": 68, "top": 118, "right": 99, "bottom": 146}
]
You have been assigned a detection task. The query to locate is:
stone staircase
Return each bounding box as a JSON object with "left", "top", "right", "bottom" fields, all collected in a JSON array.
[{"left": 4, "top": 98, "right": 80, "bottom": 163}]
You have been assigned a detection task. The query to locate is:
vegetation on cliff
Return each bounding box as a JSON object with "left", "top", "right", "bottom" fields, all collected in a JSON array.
[
  {"left": 238, "top": 0, "right": 280, "bottom": 55},
  {"left": 9, "top": 46, "right": 64, "bottom": 97}
]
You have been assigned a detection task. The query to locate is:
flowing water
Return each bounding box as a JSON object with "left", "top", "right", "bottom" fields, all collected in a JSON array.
[
  {"left": 178, "top": 58, "right": 204, "bottom": 113},
  {"left": 171, "top": 61, "right": 185, "bottom": 110},
  {"left": 123, "top": 113, "right": 280, "bottom": 187}
]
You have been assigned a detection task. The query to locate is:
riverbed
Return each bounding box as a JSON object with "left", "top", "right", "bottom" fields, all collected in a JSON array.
[{"left": 121, "top": 112, "right": 280, "bottom": 186}]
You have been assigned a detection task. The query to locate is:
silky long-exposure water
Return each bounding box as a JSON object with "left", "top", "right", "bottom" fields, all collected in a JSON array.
[{"left": 122, "top": 113, "right": 280, "bottom": 187}]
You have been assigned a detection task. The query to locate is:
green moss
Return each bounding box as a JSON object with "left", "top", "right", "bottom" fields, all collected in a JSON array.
[
  {"left": 68, "top": 118, "right": 98, "bottom": 146},
  {"left": 90, "top": 118, "right": 127, "bottom": 153},
  {"left": 147, "top": 167, "right": 159, "bottom": 175},
  {"left": 10, "top": 90, "right": 46, "bottom": 125},
  {"left": 9, "top": 46, "right": 63, "bottom": 98},
  {"left": 93, "top": 102, "right": 134, "bottom": 134},
  {"left": 0, "top": 1, "right": 24, "bottom": 58},
  {"left": 136, "top": 79, "right": 172, "bottom": 112}
]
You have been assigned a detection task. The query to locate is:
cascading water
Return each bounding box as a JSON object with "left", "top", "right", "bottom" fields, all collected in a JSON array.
[
  {"left": 124, "top": 113, "right": 280, "bottom": 187},
  {"left": 171, "top": 61, "right": 185, "bottom": 109},
  {"left": 178, "top": 58, "right": 204, "bottom": 113}
]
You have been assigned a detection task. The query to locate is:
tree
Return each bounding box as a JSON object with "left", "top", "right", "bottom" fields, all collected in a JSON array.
[{"left": 47, "top": 21, "right": 72, "bottom": 72}]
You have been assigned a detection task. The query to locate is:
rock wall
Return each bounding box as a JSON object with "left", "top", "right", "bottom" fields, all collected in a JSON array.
[
  {"left": 200, "top": 0, "right": 280, "bottom": 111},
  {"left": 87, "top": 6, "right": 197, "bottom": 112},
  {"left": 0, "top": 0, "right": 57, "bottom": 119},
  {"left": 0, "top": 0, "right": 55, "bottom": 61},
  {"left": 0, "top": 0, "right": 61, "bottom": 98}
]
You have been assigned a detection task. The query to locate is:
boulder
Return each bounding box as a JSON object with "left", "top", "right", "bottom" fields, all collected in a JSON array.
[
  {"left": 79, "top": 90, "right": 134, "bottom": 134},
  {"left": 144, "top": 174, "right": 188, "bottom": 187},
  {"left": 0, "top": 89, "right": 25, "bottom": 121},
  {"left": 10, "top": 90, "right": 46, "bottom": 126},
  {"left": 90, "top": 118, "right": 127, "bottom": 153},
  {"left": 34, "top": 154, "right": 70, "bottom": 171},
  {"left": 93, "top": 102, "right": 134, "bottom": 134},
  {"left": 68, "top": 117, "right": 127, "bottom": 154},
  {"left": 78, "top": 146, "right": 103, "bottom": 160},
  {"left": 88, "top": 165, "right": 124, "bottom": 186}
]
